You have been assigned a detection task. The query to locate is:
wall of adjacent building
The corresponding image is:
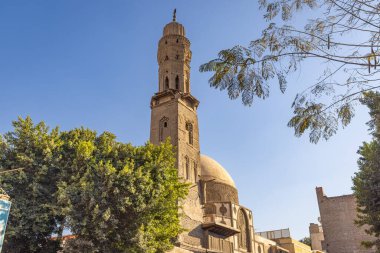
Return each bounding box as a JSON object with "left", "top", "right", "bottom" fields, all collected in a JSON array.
[
  {"left": 309, "top": 223, "right": 324, "bottom": 251},
  {"left": 254, "top": 234, "right": 282, "bottom": 253},
  {"left": 316, "top": 187, "right": 376, "bottom": 253},
  {"left": 274, "top": 238, "right": 312, "bottom": 253}
]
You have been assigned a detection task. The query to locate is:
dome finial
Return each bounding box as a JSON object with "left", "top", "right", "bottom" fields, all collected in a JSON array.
[{"left": 173, "top": 8, "right": 177, "bottom": 22}]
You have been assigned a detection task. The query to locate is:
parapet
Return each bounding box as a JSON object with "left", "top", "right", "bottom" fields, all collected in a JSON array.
[{"left": 309, "top": 223, "right": 323, "bottom": 234}]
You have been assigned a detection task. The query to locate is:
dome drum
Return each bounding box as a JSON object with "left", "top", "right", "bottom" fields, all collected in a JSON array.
[
  {"left": 203, "top": 181, "right": 239, "bottom": 204},
  {"left": 200, "top": 155, "right": 239, "bottom": 204}
]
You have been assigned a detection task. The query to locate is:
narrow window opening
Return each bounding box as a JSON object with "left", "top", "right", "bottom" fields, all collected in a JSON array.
[
  {"left": 165, "top": 77, "right": 169, "bottom": 89},
  {"left": 175, "top": 75, "right": 179, "bottom": 90},
  {"left": 186, "top": 122, "right": 193, "bottom": 145},
  {"left": 165, "top": 40, "right": 167, "bottom": 44},
  {"left": 186, "top": 79, "right": 190, "bottom": 93},
  {"left": 176, "top": 38, "right": 179, "bottom": 43},
  {"left": 176, "top": 54, "right": 179, "bottom": 60},
  {"left": 185, "top": 156, "right": 190, "bottom": 180},
  {"left": 165, "top": 55, "right": 169, "bottom": 61},
  {"left": 159, "top": 117, "right": 169, "bottom": 142},
  {"left": 193, "top": 162, "right": 197, "bottom": 182}
]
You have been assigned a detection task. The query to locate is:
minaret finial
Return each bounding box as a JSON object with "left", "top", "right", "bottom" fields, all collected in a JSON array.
[{"left": 173, "top": 8, "right": 177, "bottom": 22}]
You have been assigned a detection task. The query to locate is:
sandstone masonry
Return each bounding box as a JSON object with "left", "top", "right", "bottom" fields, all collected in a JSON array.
[{"left": 316, "top": 187, "right": 376, "bottom": 253}]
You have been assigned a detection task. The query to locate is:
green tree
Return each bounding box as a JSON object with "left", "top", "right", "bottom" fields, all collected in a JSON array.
[
  {"left": 61, "top": 238, "right": 96, "bottom": 253},
  {"left": 299, "top": 237, "right": 311, "bottom": 247},
  {"left": 0, "top": 118, "right": 189, "bottom": 253},
  {"left": 0, "top": 117, "right": 63, "bottom": 253},
  {"left": 352, "top": 92, "right": 380, "bottom": 251},
  {"left": 200, "top": 0, "right": 380, "bottom": 143},
  {"left": 57, "top": 129, "right": 188, "bottom": 253}
]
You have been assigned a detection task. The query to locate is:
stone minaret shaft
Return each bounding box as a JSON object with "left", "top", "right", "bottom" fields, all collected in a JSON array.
[
  {"left": 157, "top": 19, "right": 191, "bottom": 94},
  {"left": 150, "top": 16, "right": 199, "bottom": 171},
  {"left": 149, "top": 14, "right": 204, "bottom": 250}
]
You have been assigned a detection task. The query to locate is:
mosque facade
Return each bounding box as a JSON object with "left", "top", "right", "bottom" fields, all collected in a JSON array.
[{"left": 149, "top": 14, "right": 313, "bottom": 253}]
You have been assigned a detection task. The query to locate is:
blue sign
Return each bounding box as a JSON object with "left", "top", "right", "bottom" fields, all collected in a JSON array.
[{"left": 0, "top": 198, "right": 11, "bottom": 253}]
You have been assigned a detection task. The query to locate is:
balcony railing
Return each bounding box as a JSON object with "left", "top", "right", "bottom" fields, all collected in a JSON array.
[{"left": 203, "top": 214, "right": 240, "bottom": 237}]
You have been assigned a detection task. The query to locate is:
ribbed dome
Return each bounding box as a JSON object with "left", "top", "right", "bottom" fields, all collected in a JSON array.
[
  {"left": 163, "top": 22, "right": 186, "bottom": 37},
  {"left": 200, "top": 155, "right": 236, "bottom": 188}
]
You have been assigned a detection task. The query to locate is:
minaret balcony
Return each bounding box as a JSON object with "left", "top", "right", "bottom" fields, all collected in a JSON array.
[
  {"left": 202, "top": 214, "right": 240, "bottom": 237},
  {"left": 202, "top": 202, "right": 240, "bottom": 237}
]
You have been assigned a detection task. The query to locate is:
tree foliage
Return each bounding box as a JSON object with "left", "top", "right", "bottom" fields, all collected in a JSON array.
[
  {"left": 0, "top": 117, "right": 188, "bottom": 253},
  {"left": 299, "top": 236, "right": 312, "bottom": 247},
  {"left": 200, "top": 0, "right": 380, "bottom": 143},
  {"left": 0, "top": 117, "right": 63, "bottom": 253},
  {"left": 58, "top": 129, "right": 188, "bottom": 253},
  {"left": 61, "top": 238, "right": 96, "bottom": 253},
  {"left": 352, "top": 92, "right": 380, "bottom": 251}
]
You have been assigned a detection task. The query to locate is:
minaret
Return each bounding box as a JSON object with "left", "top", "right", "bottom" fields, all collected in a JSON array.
[
  {"left": 150, "top": 11, "right": 204, "bottom": 251},
  {"left": 156, "top": 9, "right": 192, "bottom": 94}
]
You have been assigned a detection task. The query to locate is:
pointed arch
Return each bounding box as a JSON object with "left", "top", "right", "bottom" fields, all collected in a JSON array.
[{"left": 237, "top": 209, "right": 250, "bottom": 250}]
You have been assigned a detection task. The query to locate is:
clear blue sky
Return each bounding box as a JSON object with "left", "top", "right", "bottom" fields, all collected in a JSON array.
[{"left": 0, "top": 0, "right": 371, "bottom": 239}]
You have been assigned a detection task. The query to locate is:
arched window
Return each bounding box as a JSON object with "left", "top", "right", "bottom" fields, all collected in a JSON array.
[
  {"left": 165, "top": 77, "right": 169, "bottom": 90},
  {"left": 185, "top": 156, "right": 190, "bottom": 180},
  {"left": 237, "top": 209, "right": 250, "bottom": 250},
  {"left": 186, "top": 122, "right": 193, "bottom": 145},
  {"left": 159, "top": 117, "right": 169, "bottom": 142},
  {"left": 165, "top": 55, "right": 169, "bottom": 61},
  {"left": 175, "top": 75, "right": 179, "bottom": 90}
]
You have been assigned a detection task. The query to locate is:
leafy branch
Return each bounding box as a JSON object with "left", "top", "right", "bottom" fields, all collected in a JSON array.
[{"left": 200, "top": 0, "right": 380, "bottom": 142}]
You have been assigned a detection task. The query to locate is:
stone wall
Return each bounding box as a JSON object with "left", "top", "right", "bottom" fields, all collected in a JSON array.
[
  {"left": 316, "top": 187, "right": 376, "bottom": 253},
  {"left": 273, "top": 238, "right": 312, "bottom": 253},
  {"left": 150, "top": 93, "right": 204, "bottom": 252},
  {"left": 309, "top": 223, "right": 324, "bottom": 251}
]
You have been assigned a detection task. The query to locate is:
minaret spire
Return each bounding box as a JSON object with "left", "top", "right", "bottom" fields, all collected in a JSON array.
[{"left": 173, "top": 8, "right": 177, "bottom": 22}]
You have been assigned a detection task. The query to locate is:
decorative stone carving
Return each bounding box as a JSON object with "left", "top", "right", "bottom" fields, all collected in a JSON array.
[
  {"left": 205, "top": 181, "right": 239, "bottom": 204},
  {"left": 237, "top": 209, "right": 249, "bottom": 250},
  {"left": 204, "top": 203, "right": 216, "bottom": 215},
  {"left": 220, "top": 203, "right": 228, "bottom": 224}
]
